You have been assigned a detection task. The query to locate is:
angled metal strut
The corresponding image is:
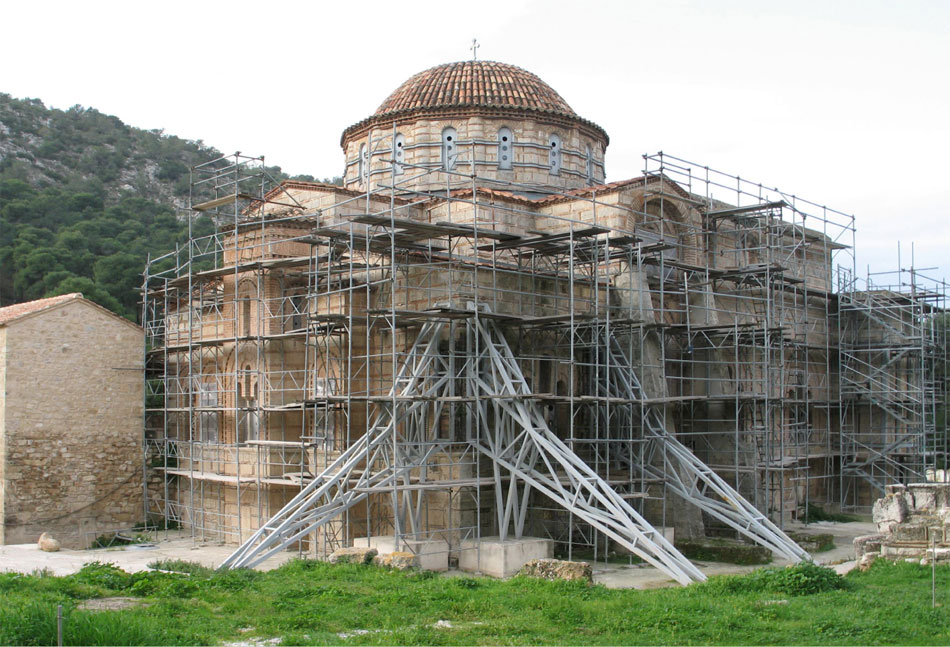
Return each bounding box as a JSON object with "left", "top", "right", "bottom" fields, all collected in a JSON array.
[
  {"left": 220, "top": 319, "right": 450, "bottom": 569},
  {"left": 221, "top": 310, "right": 805, "bottom": 581},
  {"left": 599, "top": 333, "right": 808, "bottom": 562}
]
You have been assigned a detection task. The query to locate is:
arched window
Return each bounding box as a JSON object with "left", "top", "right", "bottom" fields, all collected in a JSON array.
[
  {"left": 238, "top": 280, "right": 257, "bottom": 337},
  {"left": 358, "top": 143, "right": 368, "bottom": 184},
  {"left": 239, "top": 364, "right": 260, "bottom": 443},
  {"left": 441, "top": 127, "right": 458, "bottom": 171},
  {"left": 497, "top": 127, "right": 513, "bottom": 170},
  {"left": 196, "top": 380, "right": 218, "bottom": 443},
  {"left": 393, "top": 133, "right": 406, "bottom": 176},
  {"left": 548, "top": 134, "right": 561, "bottom": 176},
  {"left": 586, "top": 145, "right": 594, "bottom": 184}
]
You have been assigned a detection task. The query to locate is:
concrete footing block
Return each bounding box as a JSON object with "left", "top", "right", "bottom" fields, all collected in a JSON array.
[
  {"left": 352, "top": 535, "right": 449, "bottom": 571},
  {"left": 458, "top": 536, "right": 554, "bottom": 578}
]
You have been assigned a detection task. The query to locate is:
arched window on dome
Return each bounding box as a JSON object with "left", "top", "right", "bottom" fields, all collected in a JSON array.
[
  {"left": 393, "top": 133, "right": 406, "bottom": 176},
  {"left": 548, "top": 134, "right": 561, "bottom": 176},
  {"left": 442, "top": 127, "right": 458, "bottom": 171},
  {"left": 586, "top": 145, "right": 594, "bottom": 184},
  {"left": 358, "top": 143, "right": 367, "bottom": 185},
  {"left": 497, "top": 127, "right": 513, "bottom": 170}
]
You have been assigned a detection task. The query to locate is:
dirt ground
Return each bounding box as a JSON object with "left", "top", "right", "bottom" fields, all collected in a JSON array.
[
  {"left": 0, "top": 530, "right": 298, "bottom": 577},
  {"left": 0, "top": 521, "right": 877, "bottom": 589}
]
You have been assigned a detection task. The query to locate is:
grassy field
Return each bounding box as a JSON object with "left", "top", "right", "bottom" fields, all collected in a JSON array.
[{"left": 0, "top": 558, "right": 947, "bottom": 645}]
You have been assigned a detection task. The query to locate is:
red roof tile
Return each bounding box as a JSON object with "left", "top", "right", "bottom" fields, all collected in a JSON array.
[
  {"left": 342, "top": 61, "right": 608, "bottom": 147},
  {"left": 0, "top": 293, "right": 82, "bottom": 325},
  {"left": 374, "top": 61, "right": 576, "bottom": 117}
]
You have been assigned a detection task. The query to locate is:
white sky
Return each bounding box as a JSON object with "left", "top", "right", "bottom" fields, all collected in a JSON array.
[{"left": 3, "top": 0, "right": 948, "bottom": 285}]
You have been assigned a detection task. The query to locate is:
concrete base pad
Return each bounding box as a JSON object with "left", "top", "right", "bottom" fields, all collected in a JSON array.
[
  {"left": 352, "top": 535, "right": 449, "bottom": 571},
  {"left": 458, "top": 536, "right": 553, "bottom": 578}
]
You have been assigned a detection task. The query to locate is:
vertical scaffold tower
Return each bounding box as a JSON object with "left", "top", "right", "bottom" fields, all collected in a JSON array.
[{"left": 838, "top": 263, "right": 950, "bottom": 508}]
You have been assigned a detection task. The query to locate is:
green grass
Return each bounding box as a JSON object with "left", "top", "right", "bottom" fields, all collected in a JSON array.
[{"left": 0, "top": 560, "right": 948, "bottom": 645}]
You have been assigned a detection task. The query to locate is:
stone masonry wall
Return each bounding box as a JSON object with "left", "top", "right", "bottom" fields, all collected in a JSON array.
[
  {"left": 855, "top": 483, "right": 950, "bottom": 567},
  {"left": 1, "top": 300, "right": 144, "bottom": 548},
  {"left": 343, "top": 116, "right": 606, "bottom": 195}
]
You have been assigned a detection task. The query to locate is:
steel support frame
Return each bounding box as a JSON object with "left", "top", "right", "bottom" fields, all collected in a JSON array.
[{"left": 223, "top": 307, "right": 806, "bottom": 583}]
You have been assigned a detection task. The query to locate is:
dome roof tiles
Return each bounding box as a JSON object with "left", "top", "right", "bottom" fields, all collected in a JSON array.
[
  {"left": 374, "top": 60, "right": 577, "bottom": 118},
  {"left": 341, "top": 60, "right": 608, "bottom": 146}
]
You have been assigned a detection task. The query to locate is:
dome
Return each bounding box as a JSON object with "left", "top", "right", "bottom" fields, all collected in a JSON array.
[
  {"left": 341, "top": 60, "right": 608, "bottom": 147},
  {"left": 374, "top": 60, "right": 577, "bottom": 119}
]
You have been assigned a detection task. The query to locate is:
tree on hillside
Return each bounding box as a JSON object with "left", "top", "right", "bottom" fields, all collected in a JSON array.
[{"left": 0, "top": 92, "right": 334, "bottom": 319}]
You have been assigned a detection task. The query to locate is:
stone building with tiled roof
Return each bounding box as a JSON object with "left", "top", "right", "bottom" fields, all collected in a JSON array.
[
  {"left": 0, "top": 294, "right": 143, "bottom": 548},
  {"left": 143, "top": 59, "right": 942, "bottom": 583}
]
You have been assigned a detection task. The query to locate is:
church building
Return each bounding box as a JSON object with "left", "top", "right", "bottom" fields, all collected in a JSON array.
[{"left": 143, "top": 60, "right": 945, "bottom": 583}]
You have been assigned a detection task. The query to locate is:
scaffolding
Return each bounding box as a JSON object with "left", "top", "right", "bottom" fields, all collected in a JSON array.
[
  {"left": 639, "top": 153, "right": 856, "bottom": 524},
  {"left": 142, "top": 145, "right": 943, "bottom": 583},
  {"left": 837, "top": 264, "right": 950, "bottom": 508}
]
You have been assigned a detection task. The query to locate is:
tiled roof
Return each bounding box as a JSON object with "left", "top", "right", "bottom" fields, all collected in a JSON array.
[
  {"left": 342, "top": 60, "right": 608, "bottom": 146},
  {"left": 374, "top": 61, "right": 576, "bottom": 118},
  {"left": 0, "top": 293, "right": 82, "bottom": 325},
  {"left": 425, "top": 175, "right": 684, "bottom": 209},
  {"left": 532, "top": 174, "right": 694, "bottom": 205}
]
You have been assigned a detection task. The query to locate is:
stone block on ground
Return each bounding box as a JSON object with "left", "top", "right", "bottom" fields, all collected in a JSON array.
[
  {"left": 518, "top": 558, "right": 592, "bottom": 584},
  {"left": 38, "top": 532, "right": 60, "bottom": 552},
  {"left": 891, "top": 520, "right": 938, "bottom": 542},
  {"left": 857, "top": 552, "right": 879, "bottom": 572},
  {"left": 935, "top": 485, "right": 950, "bottom": 510},
  {"left": 328, "top": 547, "right": 377, "bottom": 565},
  {"left": 882, "top": 544, "right": 924, "bottom": 558},
  {"left": 459, "top": 536, "right": 553, "bottom": 578},
  {"left": 909, "top": 484, "right": 938, "bottom": 512},
  {"left": 872, "top": 491, "right": 910, "bottom": 533},
  {"left": 919, "top": 547, "right": 950, "bottom": 565},
  {"left": 373, "top": 551, "right": 418, "bottom": 570},
  {"left": 353, "top": 536, "right": 449, "bottom": 571},
  {"left": 853, "top": 533, "right": 886, "bottom": 559}
]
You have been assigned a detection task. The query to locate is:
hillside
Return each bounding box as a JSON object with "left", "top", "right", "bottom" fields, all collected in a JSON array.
[
  {"left": 0, "top": 93, "right": 336, "bottom": 319},
  {"left": 0, "top": 95, "right": 217, "bottom": 206}
]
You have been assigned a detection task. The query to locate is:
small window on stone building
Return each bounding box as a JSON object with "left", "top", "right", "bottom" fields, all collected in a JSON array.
[
  {"left": 442, "top": 127, "right": 458, "bottom": 171},
  {"left": 393, "top": 133, "right": 406, "bottom": 176},
  {"left": 290, "top": 294, "right": 306, "bottom": 331},
  {"left": 539, "top": 356, "right": 552, "bottom": 394},
  {"left": 497, "top": 127, "right": 513, "bottom": 170},
  {"left": 197, "top": 381, "right": 218, "bottom": 444},
  {"left": 358, "top": 143, "right": 367, "bottom": 184},
  {"left": 586, "top": 145, "right": 594, "bottom": 184},
  {"left": 242, "top": 299, "right": 251, "bottom": 337},
  {"left": 238, "top": 365, "right": 260, "bottom": 443},
  {"left": 548, "top": 134, "right": 561, "bottom": 176}
]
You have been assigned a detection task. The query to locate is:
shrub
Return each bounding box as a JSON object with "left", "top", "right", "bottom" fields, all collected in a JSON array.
[
  {"left": 69, "top": 563, "right": 133, "bottom": 591},
  {"left": 208, "top": 567, "right": 261, "bottom": 591},
  {"left": 705, "top": 561, "right": 845, "bottom": 596}
]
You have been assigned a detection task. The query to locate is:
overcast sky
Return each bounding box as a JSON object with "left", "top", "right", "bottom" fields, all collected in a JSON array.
[{"left": 3, "top": 0, "right": 947, "bottom": 286}]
